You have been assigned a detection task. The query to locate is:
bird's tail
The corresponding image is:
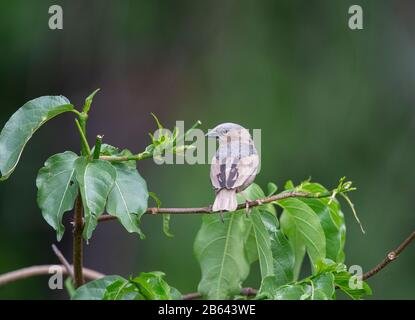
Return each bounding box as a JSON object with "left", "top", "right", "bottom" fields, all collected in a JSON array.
[{"left": 212, "top": 189, "right": 238, "bottom": 212}]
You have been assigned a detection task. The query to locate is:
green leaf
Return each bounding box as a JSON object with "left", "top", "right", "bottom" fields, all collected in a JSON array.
[
  {"left": 72, "top": 275, "right": 124, "bottom": 300},
  {"left": 74, "top": 272, "right": 181, "bottom": 300},
  {"left": 241, "top": 184, "right": 294, "bottom": 288},
  {"left": 267, "top": 182, "right": 278, "bottom": 196},
  {"left": 0, "top": 96, "right": 74, "bottom": 180},
  {"left": 317, "top": 260, "right": 372, "bottom": 300},
  {"left": 103, "top": 278, "right": 137, "bottom": 300},
  {"left": 74, "top": 157, "right": 116, "bottom": 240},
  {"left": 243, "top": 222, "right": 258, "bottom": 264},
  {"left": 162, "top": 214, "right": 174, "bottom": 238},
  {"left": 149, "top": 191, "right": 173, "bottom": 238},
  {"left": 274, "top": 283, "right": 310, "bottom": 300},
  {"left": 98, "top": 144, "right": 149, "bottom": 238},
  {"left": 65, "top": 278, "right": 76, "bottom": 299},
  {"left": 278, "top": 198, "right": 326, "bottom": 272},
  {"left": 260, "top": 260, "right": 370, "bottom": 300},
  {"left": 250, "top": 207, "right": 274, "bottom": 278},
  {"left": 238, "top": 183, "right": 276, "bottom": 265},
  {"left": 284, "top": 180, "right": 294, "bottom": 190},
  {"left": 280, "top": 211, "right": 306, "bottom": 280},
  {"left": 36, "top": 151, "right": 79, "bottom": 241},
  {"left": 270, "top": 230, "right": 295, "bottom": 287},
  {"left": 334, "top": 271, "right": 372, "bottom": 300},
  {"left": 241, "top": 184, "right": 276, "bottom": 280},
  {"left": 298, "top": 182, "right": 346, "bottom": 262},
  {"left": 83, "top": 89, "right": 100, "bottom": 114},
  {"left": 99, "top": 144, "right": 136, "bottom": 167},
  {"left": 311, "top": 273, "right": 335, "bottom": 300},
  {"left": 194, "top": 212, "right": 251, "bottom": 299},
  {"left": 131, "top": 271, "right": 182, "bottom": 300},
  {"left": 150, "top": 113, "right": 164, "bottom": 130},
  {"left": 106, "top": 163, "right": 148, "bottom": 239}
]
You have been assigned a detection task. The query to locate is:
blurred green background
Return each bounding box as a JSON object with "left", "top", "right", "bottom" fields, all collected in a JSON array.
[{"left": 0, "top": 0, "right": 414, "bottom": 299}]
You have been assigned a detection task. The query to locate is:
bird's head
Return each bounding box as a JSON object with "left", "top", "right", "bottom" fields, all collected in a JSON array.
[{"left": 206, "top": 123, "right": 251, "bottom": 141}]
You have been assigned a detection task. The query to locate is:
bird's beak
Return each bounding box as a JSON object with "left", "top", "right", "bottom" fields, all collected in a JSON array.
[{"left": 205, "top": 129, "right": 218, "bottom": 138}]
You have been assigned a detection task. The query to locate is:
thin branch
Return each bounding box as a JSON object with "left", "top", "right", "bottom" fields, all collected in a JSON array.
[
  {"left": 99, "top": 153, "right": 152, "bottom": 162},
  {"left": 363, "top": 229, "right": 415, "bottom": 280},
  {"left": 73, "top": 196, "right": 84, "bottom": 288},
  {"left": 182, "top": 292, "right": 202, "bottom": 300},
  {"left": 98, "top": 190, "right": 331, "bottom": 222},
  {"left": 0, "top": 265, "right": 104, "bottom": 286},
  {"left": 51, "top": 244, "right": 74, "bottom": 280}
]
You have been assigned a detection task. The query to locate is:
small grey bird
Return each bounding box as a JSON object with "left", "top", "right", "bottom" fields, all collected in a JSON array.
[{"left": 206, "top": 123, "right": 259, "bottom": 214}]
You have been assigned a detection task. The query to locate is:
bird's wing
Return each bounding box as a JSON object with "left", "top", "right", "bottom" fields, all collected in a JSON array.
[
  {"left": 210, "top": 154, "right": 259, "bottom": 190},
  {"left": 231, "top": 154, "right": 259, "bottom": 189}
]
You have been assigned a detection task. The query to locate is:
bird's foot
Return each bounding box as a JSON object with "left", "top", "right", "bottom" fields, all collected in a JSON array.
[
  {"left": 219, "top": 211, "right": 225, "bottom": 223},
  {"left": 245, "top": 200, "right": 251, "bottom": 216}
]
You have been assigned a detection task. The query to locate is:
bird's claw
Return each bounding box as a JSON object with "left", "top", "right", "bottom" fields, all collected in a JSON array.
[
  {"left": 245, "top": 200, "right": 251, "bottom": 216},
  {"left": 219, "top": 211, "right": 225, "bottom": 223}
]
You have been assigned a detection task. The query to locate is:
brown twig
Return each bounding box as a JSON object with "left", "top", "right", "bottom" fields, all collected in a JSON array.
[
  {"left": 73, "top": 196, "right": 84, "bottom": 288},
  {"left": 0, "top": 265, "right": 104, "bottom": 286},
  {"left": 363, "top": 230, "right": 415, "bottom": 280},
  {"left": 52, "top": 244, "right": 74, "bottom": 280},
  {"left": 98, "top": 190, "right": 330, "bottom": 222}
]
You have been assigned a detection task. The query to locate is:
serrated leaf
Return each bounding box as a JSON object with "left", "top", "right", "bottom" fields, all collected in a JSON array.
[
  {"left": 72, "top": 275, "right": 123, "bottom": 300},
  {"left": 74, "top": 157, "right": 116, "bottom": 240},
  {"left": 278, "top": 198, "right": 326, "bottom": 272},
  {"left": 0, "top": 96, "right": 74, "bottom": 180},
  {"left": 36, "top": 151, "right": 79, "bottom": 241},
  {"left": 194, "top": 212, "right": 251, "bottom": 299},
  {"left": 106, "top": 162, "right": 148, "bottom": 239}
]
